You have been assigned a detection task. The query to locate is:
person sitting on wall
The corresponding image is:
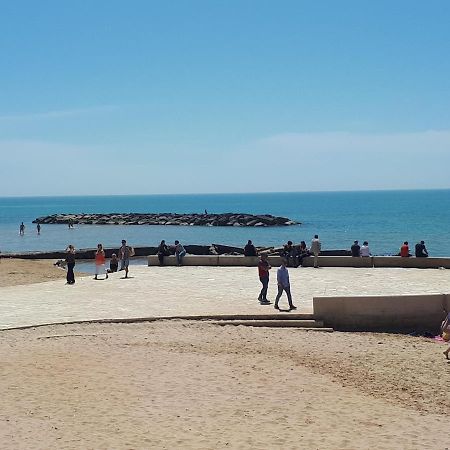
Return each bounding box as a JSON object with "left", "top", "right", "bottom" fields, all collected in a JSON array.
[
  {"left": 244, "top": 240, "right": 257, "bottom": 257},
  {"left": 351, "top": 240, "right": 361, "bottom": 257},
  {"left": 399, "top": 241, "right": 412, "bottom": 257},
  {"left": 360, "top": 241, "right": 371, "bottom": 257},
  {"left": 297, "top": 241, "right": 310, "bottom": 267},
  {"left": 415, "top": 240, "right": 429, "bottom": 258},
  {"left": 283, "top": 240, "right": 296, "bottom": 267}
]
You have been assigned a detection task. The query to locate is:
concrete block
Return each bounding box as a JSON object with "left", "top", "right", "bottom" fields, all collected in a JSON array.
[
  {"left": 313, "top": 293, "right": 448, "bottom": 332},
  {"left": 302, "top": 256, "right": 373, "bottom": 268},
  {"left": 148, "top": 255, "right": 219, "bottom": 266},
  {"left": 218, "top": 256, "right": 259, "bottom": 267},
  {"left": 373, "top": 256, "right": 450, "bottom": 269}
]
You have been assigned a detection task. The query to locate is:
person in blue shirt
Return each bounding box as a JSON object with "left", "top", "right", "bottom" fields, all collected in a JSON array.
[{"left": 274, "top": 258, "right": 297, "bottom": 311}]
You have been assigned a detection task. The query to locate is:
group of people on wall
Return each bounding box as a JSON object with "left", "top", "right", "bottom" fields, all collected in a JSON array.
[
  {"left": 245, "top": 235, "right": 322, "bottom": 269},
  {"left": 157, "top": 240, "right": 186, "bottom": 266},
  {"left": 350, "top": 240, "right": 429, "bottom": 258}
]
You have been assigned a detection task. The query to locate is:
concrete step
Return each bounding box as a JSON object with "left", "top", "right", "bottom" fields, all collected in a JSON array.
[
  {"left": 189, "top": 313, "right": 316, "bottom": 321},
  {"left": 209, "top": 319, "right": 331, "bottom": 329}
]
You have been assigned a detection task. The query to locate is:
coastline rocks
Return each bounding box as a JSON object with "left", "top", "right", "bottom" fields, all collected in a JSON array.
[{"left": 33, "top": 213, "right": 299, "bottom": 227}]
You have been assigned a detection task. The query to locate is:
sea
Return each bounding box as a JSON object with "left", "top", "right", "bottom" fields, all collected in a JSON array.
[{"left": 1, "top": 190, "right": 450, "bottom": 256}]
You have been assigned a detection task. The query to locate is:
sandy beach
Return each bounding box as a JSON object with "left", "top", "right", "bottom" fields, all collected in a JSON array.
[
  {"left": 0, "top": 258, "right": 87, "bottom": 287},
  {"left": 0, "top": 259, "right": 449, "bottom": 449}
]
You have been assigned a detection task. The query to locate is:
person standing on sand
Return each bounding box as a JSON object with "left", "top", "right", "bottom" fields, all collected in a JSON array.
[
  {"left": 274, "top": 258, "right": 296, "bottom": 311},
  {"left": 257, "top": 253, "right": 271, "bottom": 304},
  {"left": 118, "top": 239, "right": 134, "bottom": 278},
  {"left": 310, "top": 235, "right": 321, "bottom": 268},
  {"left": 65, "top": 244, "right": 76, "bottom": 285},
  {"left": 19, "top": 222, "right": 25, "bottom": 235},
  {"left": 94, "top": 243, "right": 108, "bottom": 280}
]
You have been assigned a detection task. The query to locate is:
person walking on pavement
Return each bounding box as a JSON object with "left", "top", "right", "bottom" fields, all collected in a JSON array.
[
  {"left": 274, "top": 258, "right": 297, "bottom": 311},
  {"left": 257, "top": 253, "right": 271, "bottom": 304},
  {"left": 118, "top": 239, "right": 134, "bottom": 278}
]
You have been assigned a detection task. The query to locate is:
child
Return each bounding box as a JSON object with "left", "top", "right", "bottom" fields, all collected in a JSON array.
[{"left": 108, "top": 253, "right": 119, "bottom": 273}]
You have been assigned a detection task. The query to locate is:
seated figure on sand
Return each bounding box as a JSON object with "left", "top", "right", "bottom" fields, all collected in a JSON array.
[{"left": 108, "top": 253, "right": 119, "bottom": 273}]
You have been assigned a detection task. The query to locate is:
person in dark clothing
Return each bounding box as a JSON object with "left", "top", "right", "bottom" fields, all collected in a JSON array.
[
  {"left": 157, "top": 240, "right": 169, "bottom": 265},
  {"left": 244, "top": 240, "right": 257, "bottom": 257},
  {"left": 297, "top": 241, "right": 310, "bottom": 266},
  {"left": 257, "top": 253, "right": 271, "bottom": 304},
  {"left": 65, "top": 244, "right": 76, "bottom": 284},
  {"left": 283, "top": 240, "right": 296, "bottom": 267},
  {"left": 108, "top": 253, "right": 119, "bottom": 273},
  {"left": 415, "top": 240, "right": 429, "bottom": 257},
  {"left": 351, "top": 240, "right": 361, "bottom": 257}
]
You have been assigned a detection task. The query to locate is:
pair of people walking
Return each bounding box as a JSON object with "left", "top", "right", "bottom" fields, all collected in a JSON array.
[{"left": 258, "top": 254, "right": 296, "bottom": 311}]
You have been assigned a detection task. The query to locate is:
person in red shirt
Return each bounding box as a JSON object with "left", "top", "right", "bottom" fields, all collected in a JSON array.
[
  {"left": 400, "top": 241, "right": 411, "bottom": 257},
  {"left": 94, "top": 243, "right": 108, "bottom": 280},
  {"left": 257, "top": 253, "right": 271, "bottom": 304}
]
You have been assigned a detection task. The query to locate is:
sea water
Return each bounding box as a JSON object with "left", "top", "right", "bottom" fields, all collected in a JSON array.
[{"left": 0, "top": 190, "right": 449, "bottom": 256}]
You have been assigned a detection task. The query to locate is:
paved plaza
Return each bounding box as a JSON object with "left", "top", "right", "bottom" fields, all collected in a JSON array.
[{"left": 0, "top": 266, "right": 449, "bottom": 330}]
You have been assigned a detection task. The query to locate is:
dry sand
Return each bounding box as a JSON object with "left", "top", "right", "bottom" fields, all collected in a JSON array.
[
  {"left": 0, "top": 259, "right": 449, "bottom": 449},
  {"left": 0, "top": 321, "right": 449, "bottom": 449},
  {"left": 0, "top": 258, "right": 86, "bottom": 287}
]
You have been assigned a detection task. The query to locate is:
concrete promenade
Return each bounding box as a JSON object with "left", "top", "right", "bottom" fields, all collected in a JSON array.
[{"left": 0, "top": 266, "right": 449, "bottom": 330}]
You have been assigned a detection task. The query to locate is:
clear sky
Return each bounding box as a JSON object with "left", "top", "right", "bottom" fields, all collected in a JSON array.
[{"left": 1, "top": 0, "right": 450, "bottom": 196}]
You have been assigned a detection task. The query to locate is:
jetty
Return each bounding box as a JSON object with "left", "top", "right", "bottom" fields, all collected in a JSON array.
[{"left": 33, "top": 212, "right": 299, "bottom": 227}]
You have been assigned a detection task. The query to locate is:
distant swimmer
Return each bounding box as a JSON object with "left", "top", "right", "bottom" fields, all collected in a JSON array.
[
  {"left": 19, "top": 222, "right": 25, "bottom": 236},
  {"left": 36, "top": 223, "right": 41, "bottom": 235}
]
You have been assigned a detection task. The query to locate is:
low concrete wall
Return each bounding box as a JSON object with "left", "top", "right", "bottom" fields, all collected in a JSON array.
[
  {"left": 148, "top": 254, "right": 450, "bottom": 269},
  {"left": 148, "top": 255, "right": 284, "bottom": 267},
  {"left": 302, "top": 256, "right": 373, "bottom": 268},
  {"left": 373, "top": 256, "right": 450, "bottom": 269},
  {"left": 313, "top": 293, "right": 450, "bottom": 332}
]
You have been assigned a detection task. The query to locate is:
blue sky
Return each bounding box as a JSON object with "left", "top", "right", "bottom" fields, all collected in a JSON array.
[{"left": 1, "top": 1, "right": 450, "bottom": 196}]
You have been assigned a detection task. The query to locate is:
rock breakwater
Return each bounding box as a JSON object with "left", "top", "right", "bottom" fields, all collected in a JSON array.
[{"left": 33, "top": 213, "right": 299, "bottom": 227}]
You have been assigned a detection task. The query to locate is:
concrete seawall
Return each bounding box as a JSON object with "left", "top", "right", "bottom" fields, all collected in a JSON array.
[
  {"left": 313, "top": 293, "right": 450, "bottom": 333},
  {"left": 148, "top": 255, "right": 450, "bottom": 269}
]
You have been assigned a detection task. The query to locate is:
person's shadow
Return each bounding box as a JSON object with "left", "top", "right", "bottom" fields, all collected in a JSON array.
[{"left": 120, "top": 276, "right": 134, "bottom": 280}]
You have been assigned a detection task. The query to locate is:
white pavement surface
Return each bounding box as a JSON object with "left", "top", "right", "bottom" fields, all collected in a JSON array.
[{"left": 0, "top": 266, "right": 449, "bottom": 329}]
